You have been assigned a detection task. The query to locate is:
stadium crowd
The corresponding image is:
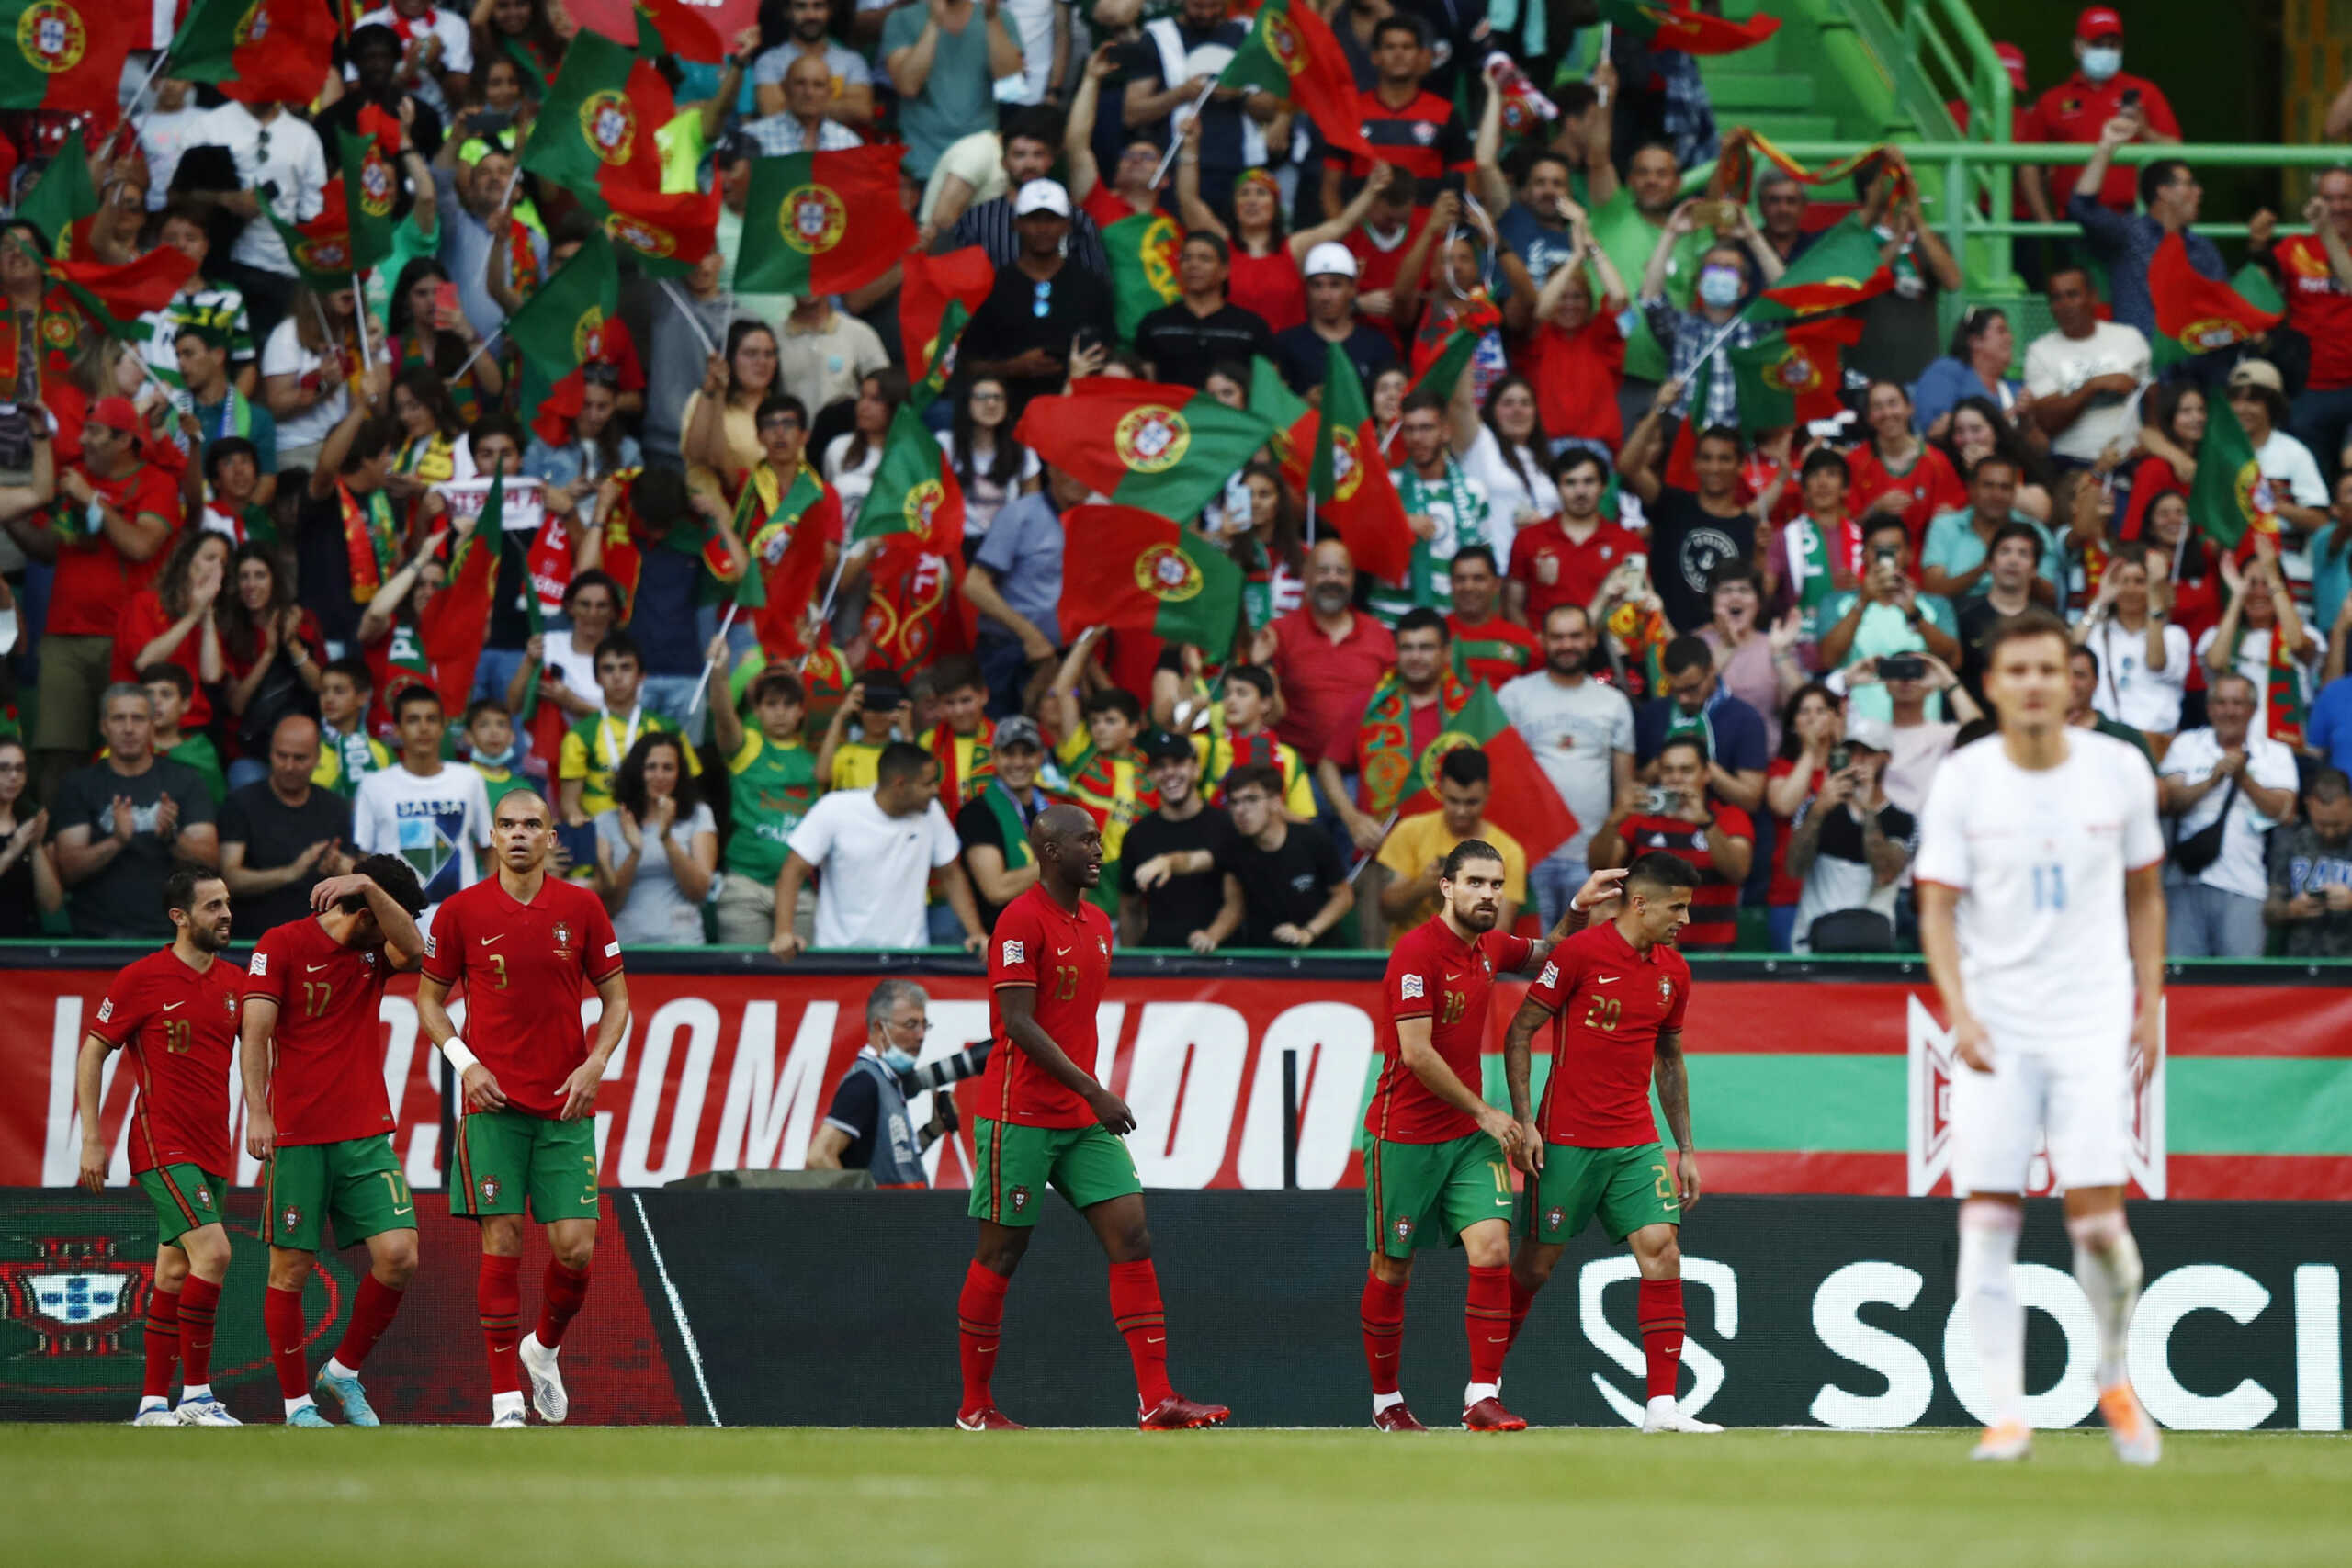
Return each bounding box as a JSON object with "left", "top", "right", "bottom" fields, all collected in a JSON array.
[{"left": 1, "top": 0, "right": 2349, "bottom": 964}]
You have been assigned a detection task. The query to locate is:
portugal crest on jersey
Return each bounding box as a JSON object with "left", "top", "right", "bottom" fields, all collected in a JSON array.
[
  {"left": 551, "top": 922, "right": 575, "bottom": 959},
  {"left": 1392, "top": 1215, "right": 1415, "bottom": 1243},
  {"left": 1010, "top": 1185, "right": 1031, "bottom": 1213},
  {"left": 1114, "top": 405, "right": 1190, "bottom": 472},
  {"left": 17, "top": 0, "right": 85, "bottom": 73},
  {"left": 1659, "top": 976, "right": 1674, "bottom": 1005},
  {"left": 277, "top": 1204, "right": 301, "bottom": 1235},
  {"left": 480, "top": 1177, "right": 502, "bottom": 1203}
]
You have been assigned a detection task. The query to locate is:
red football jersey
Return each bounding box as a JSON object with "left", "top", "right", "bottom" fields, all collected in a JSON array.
[
  {"left": 1365, "top": 917, "right": 1533, "bottom": 1145},
  {"left": 243, "top": 917, "right": 398, "bottom": 1146},
  {"left": 91, "top": 948, "right": 243, "bottom": 1177},
  {"left": 1525, "top": 921, "right": 1691, "bottom": 1148},
  {"left": 981, "top": 886, "right": 1115, "bottom": 1130},
  {"left": 422, "top": 874, "right": 624, "bottom": 1120}
]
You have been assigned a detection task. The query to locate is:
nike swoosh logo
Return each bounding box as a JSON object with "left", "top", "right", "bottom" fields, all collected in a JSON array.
[
  {"left": 392, "top": 1205, "right": 413, "bottom": 1216},
  {"left": 1374, "top": 1350, "right": 1396, "bottom": 1359},
  {"left": 1487, "top": 1336, "right": 1509, "bottom": 1344},
  {"left": 1055, "top": 945, "right": 1071, "bottom": 955},
  {"left": 278, "top": 1344, "right": 302, "bottom": 1356},
  {"left": 306, "top": 964, "right": 329, "bottom": 973},
  {"left": 1146, "top": 1336, "right": 1165, "bottom": 1345},
  {"left": 480, "top": 934, "right": 504, "bottom": 946},
  {"left": 1597, "top": 975, "right": 1620, "bottom": 986},
  {"left": 162, "top": 1001, "right": 183, "bottom": 1011}
]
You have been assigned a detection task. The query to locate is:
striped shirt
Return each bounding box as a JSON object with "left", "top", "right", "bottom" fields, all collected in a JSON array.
[
  {"left": 1611, "top": 806, "right": 1756, "bottom": 950},
  {"left": 736, "top": 114, "right": 865, "bottom": 155},
  {"left": 943, "top": 196, "right": 1112, "bottom": 282},
  {"left": 1642, "top": 296, "right": 1761, "bottom": 428}
]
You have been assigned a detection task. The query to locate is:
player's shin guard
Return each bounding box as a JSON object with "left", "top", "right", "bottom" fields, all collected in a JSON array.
[
  {"left": 956, "top": 1260, "right": 1011, "bottom": 1413},
  {"left": 2067, "top": 1210, "right": 2144, "bottom": 1390},
  {"left": 1359, "top": 1271, "right": 1407, "bottom": 1396},
  {"left": 264, "top": 1285, "right": 309, "bottom": 1401},
  {"left": 537, "top": 1259, "right": 591, "bottom": 1349},
  {"left": 1466, "top": 1266, "right": 1512, "bottom": 1386},
  {"left": 1959, "top": 1200, "right": 2026, "bottom": 1427},
  {"left": 479, "top": 1253, "right": 524, "bottom": 1398},
  {"left": 1504, "top": 1272, "right": 1537, "bottom": 1354},
  {"left": 1108, "top": 1259, "right": 1174, "bottom": 1410},
  {"left": 333, "top": 1273, "right": 404, "bottom": 1371},
  {"left": 1636, "top": 1279, "right": 1686, "bottom": 1401},
  {"left": 141, "top": 1287, "right": 181, "bottom": 1401},
  {"left": 176, "top": 1276, "right": 220, "bottom": 1393}
]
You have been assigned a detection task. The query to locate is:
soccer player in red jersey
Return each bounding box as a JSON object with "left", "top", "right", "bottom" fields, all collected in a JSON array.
[
  {"left": 956, "top": 803, "right": 1227, "bottom": 1432},
  {"left": 417, "top": 788, "right": 631, "bottom": 1427},
  {"left": 1499, "top": 851, "right": 1721, "bottom": 1434},
  {"left": 1362, "top": 845, "right": 1615, "bottom": 1433},
  {"left": 76, "top": 866, "right": 243, "bottom": 1426},
  {"left": 241, "top": 854, "right": 431, "bottom": 1427}
]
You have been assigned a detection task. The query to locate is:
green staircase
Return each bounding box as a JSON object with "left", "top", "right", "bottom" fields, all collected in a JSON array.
[{"left": 1696, "top": 0, "right": 1921, "bottom": 154}]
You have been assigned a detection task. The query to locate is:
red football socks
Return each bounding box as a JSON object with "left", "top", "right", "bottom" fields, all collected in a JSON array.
[
  {"left": 141, "top": 1286, "right": 180, "bottom": 1400},
  {"left": 1638, "top": 1278, "right": 1686, "bottom": 1401},
  {"left": 1107, "top": 1259, "right": 1173, "bottom": 1410},
  {"left": 479, "top": 1252, "right": 523, "bottom": 1398},
  {"left": 1504, "top": 1272, "right": 1537, "bottom": 1354},
  {"left": 264, "top": 1285, "right": 308, "bottom": 1401},
  {"left": 1358, "top": 1271, "right": 1407, "bottom": 1396},
  {"left": 956, "top": 1260, "right": 1011, "bottom": 1414},
  {"left": 1466, "top": 1266, "right": 1512, "bottom": 1385},
  {"left": 334, "top": 1273, "right": 404, "bottom": 1371},
  {"left": 537, "top": 1259, "right": 591, "bottom": 1349},
  {"left": 176, "top": 1276, "right": 220, "bottom": 1390}
]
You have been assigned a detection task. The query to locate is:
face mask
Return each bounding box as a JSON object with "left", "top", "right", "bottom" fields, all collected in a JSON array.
[
  {"left": 2080, "top": 46, "right": 2121, "bottom": 83},
  {"left": 472, "top": 741, "right": 517, "bottom": 768},
  {"left": 881, "top": 1045, "right": 918, "bottom": 1075},
  {"left": 1698, "top": 267, "right": 1743, "bottom": 309}
]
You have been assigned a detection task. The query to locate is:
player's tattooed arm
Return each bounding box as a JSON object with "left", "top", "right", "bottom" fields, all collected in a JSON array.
[
  {"left": 1001, "top": 986, "right": 1136, "bottom": 1134},
  {"left": 1654, "top": 1028, "right": 1700, "bottom": 1206},
  {"left": 1501, "top": 995, "right": 1555, "bottom": 1173},
  {"left": 1522, "top": 867, "right": 1628, "bottom": 971}
]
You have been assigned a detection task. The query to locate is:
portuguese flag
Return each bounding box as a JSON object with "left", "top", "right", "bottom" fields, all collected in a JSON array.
[
  {"left": 1251, "top": 355, "right": 1313, "bottom": 487},
  {"left": 2188, "top": 392, "right": 2278, "bottom": 552},
  {"left": 1058, "top": 503, "right": 1244, "bottom": 655},
  {"left": 15, "top": 127, "right": 93, "bottom": 253},
  {"left": 1310, "top": 342, "right": 1416, "bottom": 587},
  {"left": 1754, "top": 217, "right": 1894, "bottom": 320},
  {"left": 51, "top": 246, "right": 199, "bottom": 335},
  {"left": 171, "top": 0, "right": 335, "bottom": 107},
  {"left": 416, "top": 476, "right": 504, "bottom": 714},
  {"left": 736, "top": 147, "right": 914, "bottom": 299},
  {"left": 1100, "top": 203, "right": 1182, "bottom": 346},
  {"left": 1596, "top": 0, "right": 1780, "bottom": 56},
  {"left": 1406, "top": 313, "right": 1486, "bottom": 400},
  {"left": 506, "top": 230, "right": 620, "bottom": 379},
  {"left": 910, "top": 302, "right": 971, "bottom": 412},
  {"left": 0, "top": 0, "right": 139, "bottom": 120},
  {"left": 567, "top": 0, "right": 726, "bottom": 62},
  {"left": 1218, "top": 0, "right": 1374, "bottom": 160},
  {"left": 1394, "top": 682, "right": 1578, "bottom": 863},
  {"left": 2151, "top": 231, "right": 2283, "bottom": 367},
  {"left": 1718, "top": 318, "right": 1863, "bottom": 434},
  {"left": 900, "top": 246, "right": 994, "bottom": 373},
  {"left": 338, "top": 130, "right": 399, "bottom": 276},
  {"left": 602, "top": 182, "right": 720, "bottom": 278},
  {"left": 522, "top": 28, "right": 671, "bottom": 206},
  {"left": 734, "top": 465, "right": 835, "bottom": 658},
  {"left": 1014, "top": 378, "right": 1272, "bottom": 524},
  {"left": 268, "top": 182, "right": 361, "bottom": 291},
  {"left": 856, "top": 405, "right": 965, "bottom": 556}
]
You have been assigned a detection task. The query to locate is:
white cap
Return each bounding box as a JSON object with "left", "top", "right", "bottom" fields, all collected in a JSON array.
[
  {"left": 1303, "top": 241, "right": 1358, "bottom": 279},
  {"left": 1843, "top": 715, "right": 1896, "bottom": 752},
  {"left": 1013, "top": 179, "right": 1072, "bottom": 218}
]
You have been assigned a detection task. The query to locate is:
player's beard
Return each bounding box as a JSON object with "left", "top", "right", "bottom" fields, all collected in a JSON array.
[
  {"left": 191, "top": 919, "right": 232, "bottom": 954},
  {"left": 1455, "top": 900, "right": 1499, "bottom": 932}
]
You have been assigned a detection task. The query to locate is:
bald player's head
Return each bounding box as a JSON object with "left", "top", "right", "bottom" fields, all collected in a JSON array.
[
  {"left": 491, "top": 786, "right": 555, "bottom": 874},
  {"left": 1029, "top": 803, "right": 1104, "bottom": 891}
]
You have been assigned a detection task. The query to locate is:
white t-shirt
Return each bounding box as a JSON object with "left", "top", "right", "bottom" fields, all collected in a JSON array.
[
  {"left": 2191, "top": 624, "right": 2322, "bottom": 739},
  {"left": 992, "top": 0, "right": 1063, "bottom": 104},
  {"left": 824, "top": 430, "right": 885, "bottom": 533},
  {"left": 351, "top": 6, "right": 474, "bottom": 119},
  {"left": 261, "top": 318, "right": 348, "bottom": 450},
  {"left": 2086, "top": 617, "right": 2191, "bottom": 735},
  {"left": 1459, "top": 424, "right": 1555, "bottom": 571},
  {"left": 1496, "top": 671, "right": 1634, "bottom": 867},
  {"left": 2256, "top": 428, "right": 2329, "bottom": 511},
  {"left": 197, "top": 103, "right": 328, "bottom": 276},
  {"left": 786, "top": 789, "right": 962, "bottom": 949},
  {"left": 137, "top": 107, "right": 209, "bottom": 210},
  {"left": 1913, "top": 729, "right": 2165, "bottom": 1043},
  {"left": 2022, "top": 321, "right": 2150, "bottom": 466},
  {"left": 351, "top": 761, "right": 494, "bottom": 916},
  {"left": 2158, "top": 727, "right": 2300, "bottom": 901},
  {"left": 544, "top": 634, "right": 603, "bottom": 711}
]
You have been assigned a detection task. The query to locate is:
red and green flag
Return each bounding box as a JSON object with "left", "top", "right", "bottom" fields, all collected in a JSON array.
[
  {"left": 1709, "top": 127, "right": 1899, "bottom": 206},
  {"left": 1218, "top": 0, "right": 1374, "bottom": 160},
  {"left": 567, "top": 0, "right": 730, "bottom": 62},
  {"left": 1716, "top": 317, "right": 1864, "bottom": 434},
  {"left": 900, "top": 245, "right": 994, "bottom": 373},
  {"left": 1406, "top": 309, "right": 1489, "bottom": 398},
  {"left": 0, "top": 0, "right": 139, "bottom": 120},
  {"left": 1596, "top": 0, "right": 1779, "bottom": 56},
  {"left": 521, "top": 28, "right": 672, "bottom": 207},
  {"left": 14, "top": 127, "right": 93, "bottom": 254},
  {"left": 602, "top": 182, "right": 720, "bottom": 278},
  {"left": 1393, "top": 682, "right": 1579, "bottom": 864},
  {"left": 1753, "top": 216, "right": 1894, "bottom": 320},
  {"left": 170, "top": 0, "right": 335, "bottom": 107},
  {"left": 1310, "top": 342, "right": 1416, "bottom": 587},
  {"left": 2151, "top": 231, "right": 2283, "bottom": 367},
  {"left": 1015, "top": 377, "right": 1272, "bottom": 523},
  {"left": 267, "top": 182, "right": 363, "bottom": 291},
  {"left": 50, "top": 246, "right": 198, "bottom": 335},
  {"left": 855, "top": 405, "right": 965, "bottom": 557},
  {"left": 737, "top": 146, "right": 915, "bottom": 299},
  {"left": 910, "top": 301, "right": 972, "bottom": 412},
  {"left": 1101, "top": 204, "right": 1182, "bottom": 345},
  {"left": 2188, "top": 390, "right": 2278, "bottom": 553},
  {"left": 1251, "top": 355, "right": 1314, "bottom": 487},
  {"left": 1058, "top": 503, "right": 1244, "bottom": 656},
  {"left": 732, "top": 466, "right": 834, "bottom": 659},
  {"left": 506, "top": 230, "right": 620, "bottom": 379},
  {"left": 416, "top": 477, "right": 505, "bottom": 713},
  {"left": 338, "top": 130, "right": 400, "bottom": 276}
]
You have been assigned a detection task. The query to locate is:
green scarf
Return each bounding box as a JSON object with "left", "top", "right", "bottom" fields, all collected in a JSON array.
[
  {"left": 1355, "top": 668, "right": 1471, "bottom": 815},
  {"left": 980, "top": 781, "right": 1040, "bottom": 870}
]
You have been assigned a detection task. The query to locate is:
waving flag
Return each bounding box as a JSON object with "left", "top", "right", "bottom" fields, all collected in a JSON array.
[
  {"left": 1015, "top": 378, "right": 1272, "bottom": 524},
  {"left": 855, "top": 406, "right": 965, "bottom": 558},
  {"left": 51, "top": 246, "right": 199, "bottom": 334},
  {"left": 602, "top": 183, "right": 721, "bottom": 278},
  {"left": 736, "top": 146, "right": 915, "bottom": 298},
  {"left": 0, "top": 0, "right": 138, "bottom": 120},
  {"left": 2188, "top": 393, "right": 2278, "bottom": 553},
  {"left": 900, "top": 246, "right": 994, "bottom": 371},
  {"left": 522, "top": 28, "right": 672, "bottom": 206},
  {"left": 506, "top": 231, "right": 620, "bottom": 380},
  {"left": 267, "top": 183, "right": 361, "bottom": 292},
  {"left": 1059, "top": 504, "right": 1244, "bottom": 657},
  {"left": 1310, "top": 343, "right": 1416, "bottom": 586},
  {"left": 1394, "top": 683, "right": 1579, "bottom": 863},
  {"left": 2151, "top": 232, "right": 2283, "bottom": 367},
  {"left": 170, "top": 0, "right": 336, "bottom": 107},
  {"left": 1218, "top": 0, "right": 1374, "bottom": 160},
  {"left": 1721, "top": 318, "right": 1865, "bottom": 433},
  {"left": 1754, "top": 217, "right": 1894, "bottom": 319},
  {"left": 1596, "top": 0, "right": 1780, "bottom": 56}
]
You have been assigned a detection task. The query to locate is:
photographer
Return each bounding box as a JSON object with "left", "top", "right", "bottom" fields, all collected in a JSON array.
[
  {"left": 808, "top": 981, "right": 994, "bottom": 1188},
  {"left": 818, "top": 671, "right": 916, "bottom": 793},
  {"left": 1815, "top": 514, "right": 1962, "bottom": 725},
  {"left": 1835, "top": 651, "right": 1983, "bottom": 819},
  {"left": 1785, "top": 716, "right": 1914, "bottom": 953},
  {"left": 1589, "top": 733, "right": 1754, "bottom": 951}
]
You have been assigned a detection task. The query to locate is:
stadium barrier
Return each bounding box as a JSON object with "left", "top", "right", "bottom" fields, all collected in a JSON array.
[
  {"left": 7, "top": 953, "right": 2349, "bottom": 1200},
  {"left": 5, "top": 1190, "right": 2342, "bottom": 1430}
]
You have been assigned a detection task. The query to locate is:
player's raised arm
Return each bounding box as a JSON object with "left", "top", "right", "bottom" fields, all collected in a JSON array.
[
  {"left": 1654, "top": 1028, "right": 1700, "bottom": 1208},
  {"left": 74, "top": 1032, "right": 115, "bottom": 1191},
  {"left": 1396, "top": 1013, "right": 1521, "bottom": 1162},
  {"left": 310, "top": 871, "right": 427, "bottom": 971},
  {"left": 998, "top": 985, "right": 1134, "bottom": 1134},
  {"left": 1520, "top": 867, "right": 1626, "bottom": 971}
]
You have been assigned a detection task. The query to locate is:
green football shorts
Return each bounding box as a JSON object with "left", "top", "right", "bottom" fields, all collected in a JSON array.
[
  {"left": 263, "top": 1136, "right": 414, "bottom": 1252},
  {"left": 968, "top": 1117, "right": 1142, "bottom": 1225},
  {"left": 1520, "top": 1142, "right": 1680, "bottom": 1246},
  {"left": 137, "top": 1163, "right": 226, "bottom": 1247},
  {"left": 1364, "top": 1132, "right": 1517, "bottom": 1258},
  {"left": 452, "top": 1110, "right": 601, "bottom": 1224}
]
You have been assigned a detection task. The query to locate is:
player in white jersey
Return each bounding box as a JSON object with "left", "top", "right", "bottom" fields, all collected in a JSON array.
[{"left": 1914, "top": 611, "right": 2166, "bottom": 1466}]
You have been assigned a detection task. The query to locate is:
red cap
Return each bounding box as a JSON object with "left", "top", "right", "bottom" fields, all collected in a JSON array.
[
  {"left": 2076, "top": 6, "right": 2122, "bottom": 41},
  {"left": 88, "top": 396, "right": 141, "bottom": 434},
  {"left": 1994, "top": 42, "right": 2027, "bottom": 93}
]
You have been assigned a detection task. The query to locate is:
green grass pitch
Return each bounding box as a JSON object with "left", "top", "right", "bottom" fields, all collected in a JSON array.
[{"left": 7, "top": 1427, "right": 2350, "bottom": 1565}]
